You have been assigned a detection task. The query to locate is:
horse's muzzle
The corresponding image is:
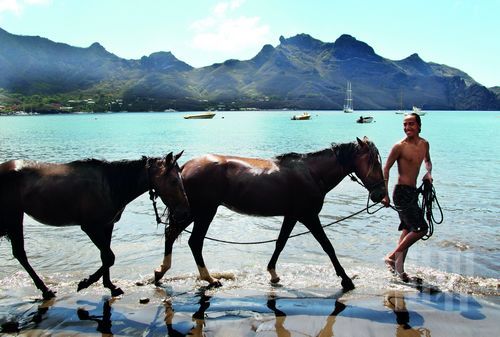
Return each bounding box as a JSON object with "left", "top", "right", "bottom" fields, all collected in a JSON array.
[{"left": 370, "top": 187, "right": 386, "bottom": 203}]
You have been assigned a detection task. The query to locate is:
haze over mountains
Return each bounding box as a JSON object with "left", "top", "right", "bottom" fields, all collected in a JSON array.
[{"left": 0, "top": 27, "right": 498, "bottom": 111}]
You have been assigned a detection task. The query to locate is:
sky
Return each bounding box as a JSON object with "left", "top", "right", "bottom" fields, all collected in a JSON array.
[{"left": 0, "top": 0, "right": 498, "bottom": 87}]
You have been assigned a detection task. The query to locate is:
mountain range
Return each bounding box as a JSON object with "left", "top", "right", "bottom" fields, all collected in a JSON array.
[{"left": 1, "top": 27, "right": 498, "bottom": 111}]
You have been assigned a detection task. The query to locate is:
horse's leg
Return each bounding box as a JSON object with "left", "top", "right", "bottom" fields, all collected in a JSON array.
[
  {"left": 267, "top": 216, "right": 297, "bottom": 283},
  {"left": 300, "top": 215, "right": 355, "bottom": 291},
  {"left": 154, "top": 220, "right": 192, "bottom": 284},
  {"left": 188, "top": 210, "right": 220, "bottom": 287},
  {"left": 6, "top": 212, "right": 56, "bottom": 299},
  {"left": 79, "top": 224, "right": 123, "bottom": 296}
]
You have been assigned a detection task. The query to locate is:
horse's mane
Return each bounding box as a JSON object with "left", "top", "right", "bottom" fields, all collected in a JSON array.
[
  {"left": 69, "top": 157, "right": 145, "bottom": 167},
  {"left": 276, "top": 142, "right": 359, "bottom": 165},
  {"left": 276, "top": 140, "right": 379, "bottom": 169},
  {"left": 68, "top": 157, "right": 149, "bottom": 190}
]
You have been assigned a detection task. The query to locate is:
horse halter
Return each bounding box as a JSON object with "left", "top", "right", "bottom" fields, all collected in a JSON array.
[
  {"left": 348, "top": 145, "right": 384, "bottom": 191},
  {"left": 348, "top": 148, "right": 385, "bottom": 214},
  {"left": 348, "top": 173, "right": 385, "bottom": 191},
  {"left": 146, "top": 157, "right": 175, "bottom": 225}
]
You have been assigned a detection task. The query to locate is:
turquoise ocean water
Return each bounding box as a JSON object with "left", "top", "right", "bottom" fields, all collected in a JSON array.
[{"left": 0, "top": 110, "right": 498, "bottom": 298}]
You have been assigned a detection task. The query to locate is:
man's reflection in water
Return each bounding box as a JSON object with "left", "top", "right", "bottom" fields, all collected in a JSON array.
[{"left": 384, "top": 290, "right": 431, "bottom": 337}]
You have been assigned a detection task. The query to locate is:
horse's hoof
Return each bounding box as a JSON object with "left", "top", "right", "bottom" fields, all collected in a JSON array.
[
  {"left": 341, "top": 278, "right": 355, "bottom": 292},
  {"left": 208, "top": 280, "right": 222, "bottom": 288},
  {"left": 1, "top": 321, "right": 20, "bottom": 333},
  {"left": 331, "top": 301, "right": 347, "bottom": 316},
  {"left": 77, "top": 308, "right": 91, "bottom": 320},
  {"left": 270, "top": 277, "right": 280, "bottom": 284},
  {"left": 77, "top": 279, "right": 90, "bottom": 292},
  {"left": 111, "top": 287, "right": 124, "bottom": 297},
  {"left": 42, "top": 290, "right": 56, "bottom": 300},
  {"left": 154, "top": 271, "right": 164, "bottom": 284}
]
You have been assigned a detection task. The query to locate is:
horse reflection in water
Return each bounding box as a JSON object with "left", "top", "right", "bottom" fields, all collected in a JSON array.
[
  {"left": 163, "top": 291, "right": 347, "bottom": 337},
  {"left": 0, "top": 152, "right": 191, "bottom": 299},
  {"left": 155, "top": 137, "right": 386, "bottom": 291}
]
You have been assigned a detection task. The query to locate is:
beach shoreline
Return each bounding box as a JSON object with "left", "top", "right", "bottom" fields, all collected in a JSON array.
[{"left": 1, "top": 275, "right": 498, "bottom": 337}]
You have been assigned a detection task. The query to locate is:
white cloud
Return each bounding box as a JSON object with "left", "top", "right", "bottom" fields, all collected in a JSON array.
[
  {"left": 0, "top": 0, "right": 51, "bottom": 15},
  {"left": 190, "top": 0, "right": 270, "bottom": 54},
  {"left": 0, "top": 0, "right": 22, "bottom": 14},
  {"left": 192, "top": 16, "right": 269, "bottom": 53},
  {"left": 213, "top": 0, "right": 245, "bottom": 16}
]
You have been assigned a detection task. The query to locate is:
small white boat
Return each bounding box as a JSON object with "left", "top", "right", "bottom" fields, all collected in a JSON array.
[
  {"left": 356, "top": 116, "right": 374, "bottom": 123},
  {"left": 183, "top": 112, "right": 216, "bottom": 119},
  {"left": 291, "top": 112, "right": 311, "bottom": 120},
  {"left": 410, "top": 106, "right": 426, "bottom": 116},
  {"left": 343, "top": 81, "right": 354, "bottom": 113}
]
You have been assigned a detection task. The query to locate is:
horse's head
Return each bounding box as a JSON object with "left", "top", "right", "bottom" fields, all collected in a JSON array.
[
  {"left": 147, "top": 151, "right": 191, "bottom": 224},
  {"left": 352, "top": 137, "right": 386, "bottom": 202}
]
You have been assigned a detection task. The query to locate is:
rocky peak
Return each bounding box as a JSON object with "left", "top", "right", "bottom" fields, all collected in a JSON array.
[
  {"left": 251, "top": 44, "right": 275, "bottom": 66},
  {"left": 140, "top": 51, "right": 192, "bottom": 72},
  {"left": 278, "top": 33, "right": 324, "bottom": 50},
  {"left": 398, "top": 53, "right": 433, "bottom": 75},
  {"left": 333, "top": 34, "right": 376, "bottom": 59},
  {"left": 88, "top": 42, "right": 106, "bottom": 52}
]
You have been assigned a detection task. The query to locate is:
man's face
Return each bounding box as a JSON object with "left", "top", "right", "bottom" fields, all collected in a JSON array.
[{"left": 403, "top": 116, "right": 420, "bottom": 136}]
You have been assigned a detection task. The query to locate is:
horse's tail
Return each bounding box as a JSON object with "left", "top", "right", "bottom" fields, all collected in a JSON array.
[{"left": 0, "top": 165, "right": 19, "bottom": 239}]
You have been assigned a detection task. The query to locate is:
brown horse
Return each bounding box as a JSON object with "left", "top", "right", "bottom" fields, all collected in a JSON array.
[
  {"left": 0, "top": 152, "right": 191, "bottom": 299},
  {"left": 154, "top": 137, "right": 386, "bottom": 291}
]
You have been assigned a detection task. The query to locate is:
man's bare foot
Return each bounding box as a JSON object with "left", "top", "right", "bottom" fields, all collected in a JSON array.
[
  {"left": 396, "top": 271, "right": 410, "bottom": 283},
  {"left": 384, "top": 256, "right": 395, "bottom": 272}
]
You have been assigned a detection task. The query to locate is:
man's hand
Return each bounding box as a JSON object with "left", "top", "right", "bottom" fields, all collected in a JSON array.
[
  {"left": 382, "top": 195, "right": 390, "bottom": 207},
  {"left": 422, "top": 172, "right": 433, "bottom": 183}
]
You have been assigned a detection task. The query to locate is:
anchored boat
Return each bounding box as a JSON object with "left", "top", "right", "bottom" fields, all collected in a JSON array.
[{"left": 183, "top": 112, "right": 216, "bottom": 119}]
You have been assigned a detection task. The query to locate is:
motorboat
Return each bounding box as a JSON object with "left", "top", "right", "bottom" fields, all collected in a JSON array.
[
  {"left": 291, "top": 112, "right": 311, "bottom": 120},
  {"left": 356, "top": 116, "right": 374, "bottom": 123},
  {"left": 183, "top": 112, "right": 216, "bottom": 119}
]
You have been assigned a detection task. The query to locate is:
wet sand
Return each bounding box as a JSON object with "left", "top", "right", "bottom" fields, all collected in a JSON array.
[{"left": 1, "top": 275, "right": 498, "bottom": 337}]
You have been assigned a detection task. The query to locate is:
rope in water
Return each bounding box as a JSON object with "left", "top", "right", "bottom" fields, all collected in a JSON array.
[{"left": 181, "top": 202, "right": 385, "bottom": 245}]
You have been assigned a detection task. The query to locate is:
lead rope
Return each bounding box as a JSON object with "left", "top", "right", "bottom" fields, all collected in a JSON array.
[
  {"left": 387, "top": 180, "right": 444, "bottom": 240},
  {"left": 180, "top": 173, "right": 385, "bottom": 245},
  {"left": 419, "top": 180, "right": 443, "bottom": 240},
  {"left": 181, "top": 202, "right": 384, "bottom": 245}
]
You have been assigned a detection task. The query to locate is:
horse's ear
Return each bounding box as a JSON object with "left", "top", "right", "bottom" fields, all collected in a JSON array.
[
  {"left": 165, "top": 152, "right": 173, "bottom": 164},
  {"left": 174, "top": 150, "right": 184, "bottom": 163},
  {"left": 356, "top": 137, "right": 366, "bottom": 147}
]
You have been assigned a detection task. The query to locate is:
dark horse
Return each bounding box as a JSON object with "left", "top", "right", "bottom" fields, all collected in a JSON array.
[
  {"left": 0, "top": 152, "right": 191, "bottom": 299},
  {"left": 154, "top": 137, "right": 386, "bottom": 291}
]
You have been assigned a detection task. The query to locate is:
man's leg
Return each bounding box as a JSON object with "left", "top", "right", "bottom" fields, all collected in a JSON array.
[{"left": 387, "top": 229, "right": 425, "bottom": 275}]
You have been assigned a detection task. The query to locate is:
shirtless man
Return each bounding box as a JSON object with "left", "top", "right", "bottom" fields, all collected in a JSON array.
[{"left": 382, "top": 113, "right": 432, "bottom": 281}]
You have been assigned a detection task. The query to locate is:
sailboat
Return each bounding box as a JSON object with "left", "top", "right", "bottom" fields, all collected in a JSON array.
[
  {"left": 343, "top": 81, "right": 354, "bottom": 113},
  {"left": 396, "top": 90, "right": 405, "bottom": 114}
]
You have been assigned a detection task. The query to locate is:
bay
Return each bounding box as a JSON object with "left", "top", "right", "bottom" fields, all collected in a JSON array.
[{"left": 0, "top": 110, "right": 498, "bottom": 298}]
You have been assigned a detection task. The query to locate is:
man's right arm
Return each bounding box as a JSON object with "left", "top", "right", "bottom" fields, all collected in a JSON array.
[{"left": 382, "top": 144, "right": 400, "bottom": 206}]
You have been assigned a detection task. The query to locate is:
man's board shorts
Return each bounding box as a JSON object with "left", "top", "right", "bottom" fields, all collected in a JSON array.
[{"left": 393, "top": 184, "right": 428, "bottom": 233}]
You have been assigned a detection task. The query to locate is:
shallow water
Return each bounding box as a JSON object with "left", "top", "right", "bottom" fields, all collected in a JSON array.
[{"left": 0, "top": 110, "right": 498, "bottom": 300}]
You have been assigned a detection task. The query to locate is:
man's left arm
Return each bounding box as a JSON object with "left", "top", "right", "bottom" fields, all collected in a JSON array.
[{"left": 423, "top": 141, "right": 433, "bottom": 182}]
